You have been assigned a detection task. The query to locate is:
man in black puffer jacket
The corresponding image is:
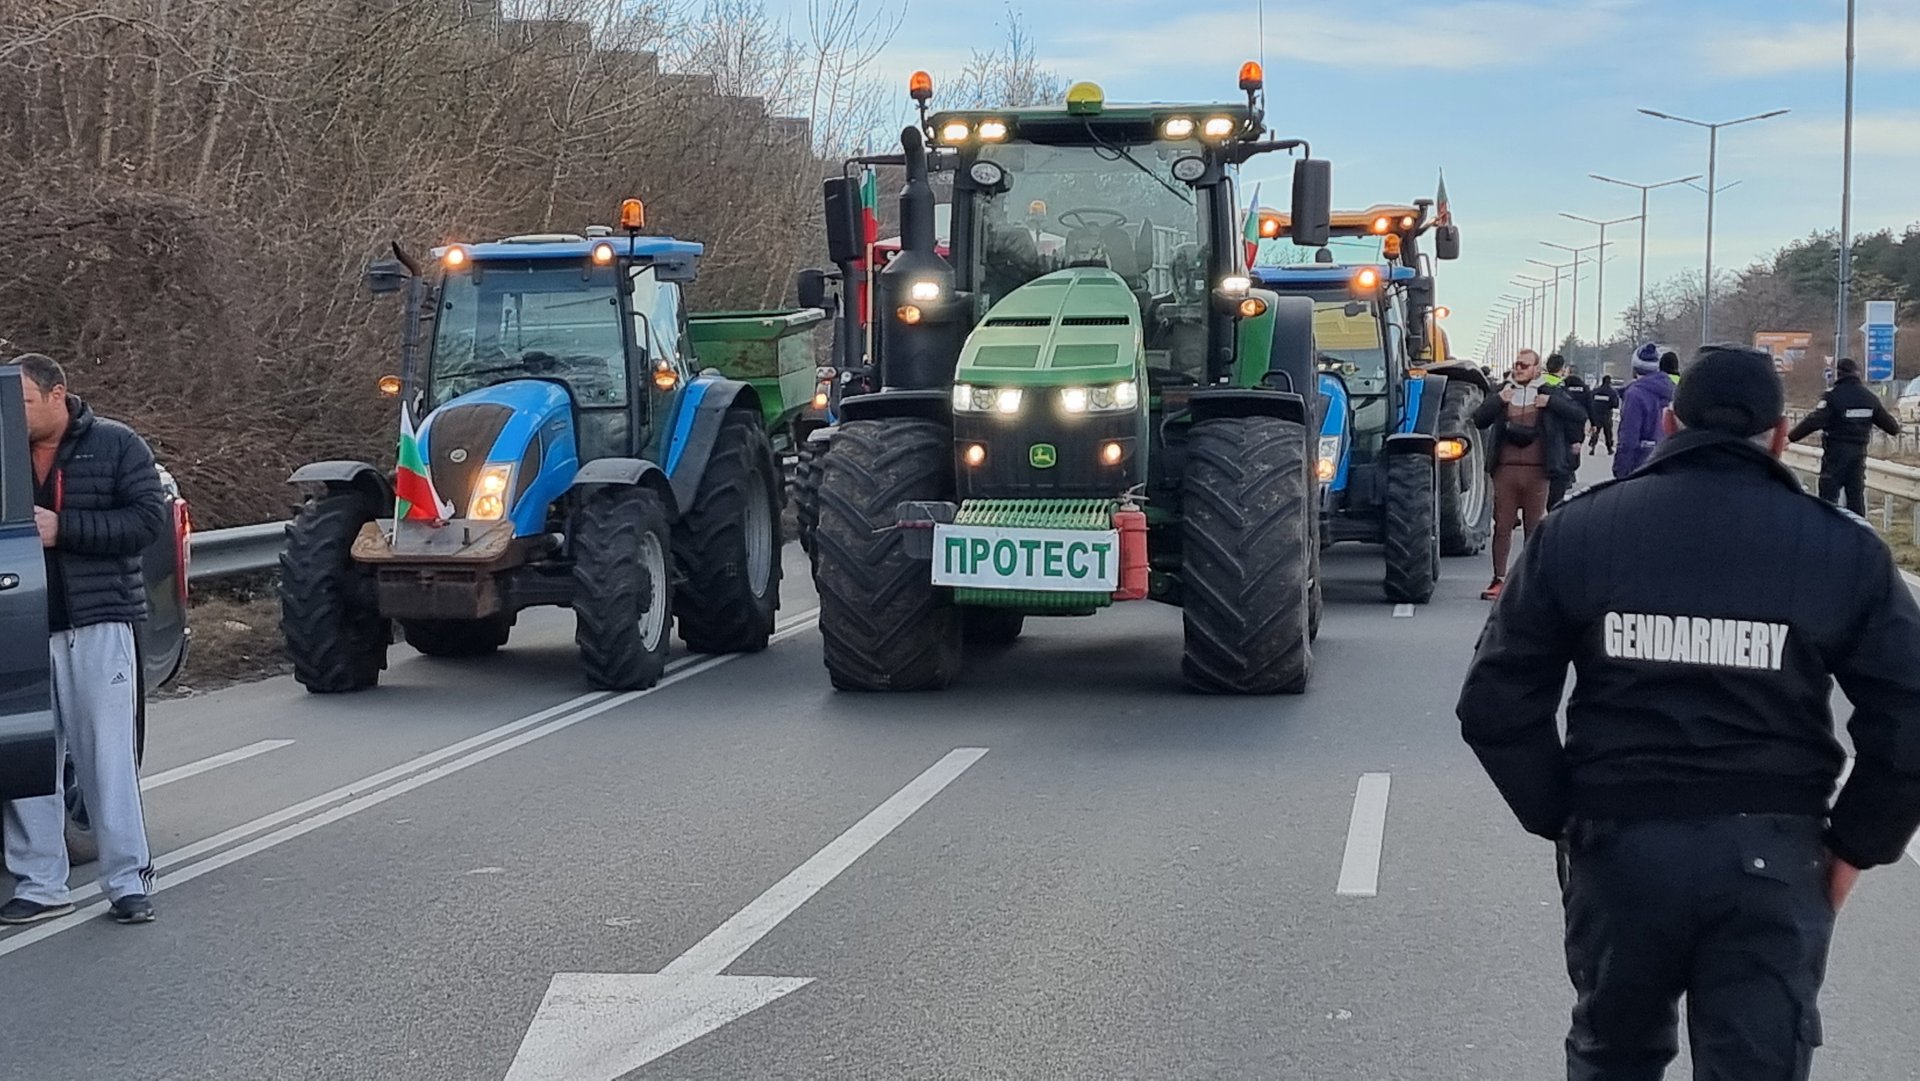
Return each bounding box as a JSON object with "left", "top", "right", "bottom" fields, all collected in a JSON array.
[{"left": 0, "top": 353, "right": 165, "bottom": 927}]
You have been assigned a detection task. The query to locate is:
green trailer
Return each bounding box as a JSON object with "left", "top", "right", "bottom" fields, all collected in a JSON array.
[{"left": 689, "top": 308, "right": 831, "bottom": 457}]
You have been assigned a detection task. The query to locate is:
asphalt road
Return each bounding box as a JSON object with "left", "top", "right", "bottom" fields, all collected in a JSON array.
[{"left": 4, "top": 459, "right": 1918, "bottom": 1080}]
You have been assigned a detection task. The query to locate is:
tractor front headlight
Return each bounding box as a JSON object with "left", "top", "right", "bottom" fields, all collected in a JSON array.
[
  {"left": 1316, "top": 437, "right": 1341, "bottom": 482},
  {"left": 1060, "top": 381, "right": 1138, "bottom": 414},
  {"left": 469, "top": 465, "right": 513, "bottom": 520}
]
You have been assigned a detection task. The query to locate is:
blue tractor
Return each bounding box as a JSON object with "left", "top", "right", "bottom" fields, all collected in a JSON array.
[
  {"left": 280, "top": 204, "right": 812, "bottom": 692},
  {"left": 1251, "top": 202, "right": 1489, "bottom": 605}
]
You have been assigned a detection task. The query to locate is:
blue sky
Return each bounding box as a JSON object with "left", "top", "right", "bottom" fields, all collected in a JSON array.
[{"left": 761, "top": 0, "right": 1920, "bottom": 360}]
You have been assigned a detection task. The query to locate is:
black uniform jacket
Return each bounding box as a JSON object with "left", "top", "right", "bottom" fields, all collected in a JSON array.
[
  {"left": 1789, "top": 374, "right": 1901, "bottom": 447},
  {"left": 1456, "top": 428, "right": 1920, "bottom": 869}
]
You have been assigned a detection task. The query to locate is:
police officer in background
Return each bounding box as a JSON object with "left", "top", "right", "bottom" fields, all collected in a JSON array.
[
  {"left": 1789, "top": 356, "right": 1900, "bottom": 515},
  {"left": 1457, "top": 345, "right": 1920, "bottom": 1080}
]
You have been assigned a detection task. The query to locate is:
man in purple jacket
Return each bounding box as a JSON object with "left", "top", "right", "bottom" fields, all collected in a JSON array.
[{"left": 1612, "top": 344, "right": 1678, "bottom": 477}]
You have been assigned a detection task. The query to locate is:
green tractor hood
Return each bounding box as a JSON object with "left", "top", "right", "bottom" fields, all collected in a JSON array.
[{"left": 957, "top": 268, "right": 1143, "bottom": 388}]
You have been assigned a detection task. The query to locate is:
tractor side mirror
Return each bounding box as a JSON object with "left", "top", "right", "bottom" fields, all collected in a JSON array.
[
  {"left": 823, "top": 176, "right": 864, "bottom": 266},
  {"left": 1343, "top": 301, "right": 1368, "bottom": 317},
  {"left": 654, "top": 257, "right": 697, "bottom": 283},
  {"left": 1434, "top": 225, "right": 1461, "bottom": 261},
  {"left": 365, "top": 258, "right": 409, "bottom": 296},
  {"left": 1289, "top": 159, "right": 1333, "bottom": 248},
  {"left": 795, "top": 268, "right": 829, "bottom": 311}
]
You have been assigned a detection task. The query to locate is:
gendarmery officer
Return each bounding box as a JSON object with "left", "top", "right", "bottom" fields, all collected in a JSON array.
[
  {"left": 1788, "top": 355, "right": 1900, "bottom": 515},
  {"left": 1456, "top": 344, "right": 1920, "bottom": 1080}
]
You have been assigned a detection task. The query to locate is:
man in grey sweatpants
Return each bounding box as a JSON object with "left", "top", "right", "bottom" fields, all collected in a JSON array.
[{"left": 1, "top": 353, "right": 165, "bottom": 926}]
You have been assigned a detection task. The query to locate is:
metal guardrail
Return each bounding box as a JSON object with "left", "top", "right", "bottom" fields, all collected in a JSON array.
[{"left": 189, "top": 522, "right": 287, "bottom": 582}]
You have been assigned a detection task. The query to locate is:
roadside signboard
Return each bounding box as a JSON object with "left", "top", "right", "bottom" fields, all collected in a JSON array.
[
  {"left": 1863, "top": 300, "right": 1897, "bottom": 383},
  {"left": 1753, "top": 331, "right": 1811, "bottom": 373}
]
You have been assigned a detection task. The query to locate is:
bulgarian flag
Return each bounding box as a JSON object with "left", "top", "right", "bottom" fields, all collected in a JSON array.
[
  {"left": 855, "top": 167, "right": 879, "bottom": 324},
  {"left": 1243, "top": 183, "right": 1262, "bottom": 267},
  {"left": 393, "top": 402, "right": 452, "bottom": 522},
  {"left": 1435, "top": 170, "right": 1452, "bottom": 227}
]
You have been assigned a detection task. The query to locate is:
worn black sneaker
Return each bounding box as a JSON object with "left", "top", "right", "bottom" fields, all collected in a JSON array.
[
  {"left": 0, "top": 898, "right": 76, "bottom": 925},
  {"left": 109, "top": 894, "right": 155, "bottom": 924}
]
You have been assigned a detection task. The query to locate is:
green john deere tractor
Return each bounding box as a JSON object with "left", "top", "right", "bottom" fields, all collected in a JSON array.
[{"left": 806, "top": 68, "right": 1334, "bottom": 693}]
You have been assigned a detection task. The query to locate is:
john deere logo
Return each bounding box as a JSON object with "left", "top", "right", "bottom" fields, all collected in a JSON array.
[{"left": 1029, "top": 443, "right": 1057, "bottom": 469}]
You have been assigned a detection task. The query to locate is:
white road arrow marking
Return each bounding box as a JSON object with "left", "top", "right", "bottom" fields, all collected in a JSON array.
[{"left": 504, "top": 746, "right": 990, "bottom": 1081}]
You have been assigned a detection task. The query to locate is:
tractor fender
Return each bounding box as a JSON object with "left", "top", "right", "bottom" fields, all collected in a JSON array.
[
  {"left": 288, "top": 460, "right": 392, "bottom": 509},
  {"left": 1187, "top": 388, "right": 1309, "bottom": 427},
  {"left": 1383, "top": 432, "right": 1438, "bottom": 459},
  {"left": 1262, "top": 295, "right": 1319, "bottom": 398},
  {"left": 1406, "top": 373, "right": 1450, "bottom": 436},
  {"left": 661, "top": 376, "right": 763, "bottom": 512},
  {"left": 569, "top": 457, "right": 674, "bottom": 511},
  {"left": 1426, "top": 360, "right": 1493, "bottom": 395},
  {"left": 836, "top": 387, "right": 952, "bottom": 424}
]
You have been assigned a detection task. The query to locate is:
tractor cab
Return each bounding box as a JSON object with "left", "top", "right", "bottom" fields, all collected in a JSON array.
[{"left": 415, "top": 227, "right": 701, "bottom": 469}]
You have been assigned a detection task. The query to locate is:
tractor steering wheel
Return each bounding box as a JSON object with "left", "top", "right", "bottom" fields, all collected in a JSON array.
[{"left": 1057, "top": 208, "right": 1130, "bottom": 232}]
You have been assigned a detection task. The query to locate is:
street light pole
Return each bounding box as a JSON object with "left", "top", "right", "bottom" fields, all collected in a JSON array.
[
  {"left": 1501, "top": 294, "right": 1528, "bottom": 356},
  {"left": 1518, "top": 276, "right": 1551, "bottom": 355},
  {"left": 1527, "top": 258, "right": 1573, "bottom": 349},
  {"left": 1639, "top": 106, "right": 1790, "bottom": 344},
  {"left": 1543, "top": 241, "right": 1605, "bottom": 344},
  {"left": 1589, "top": 173, "right": 1700, "bottom": 339},
  {"left": 1837, "top": 0, "right": 1857, "bottom": 365},
  {"left": 1562, "top": 213, "right": 1641, "bottom": 353}
]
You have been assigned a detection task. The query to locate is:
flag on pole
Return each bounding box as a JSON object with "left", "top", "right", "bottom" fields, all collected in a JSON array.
[
  {"left": 855, "top": 168, "right": 879, "bottom": 325},
  {"left": 1243, "top": 184, "right": 1262, "bottom": 266},
  {"left": 1435, "top": 170, "right": 1452, "bottom": 228},
  {"left": 393, "top": 402, "right": 452, "bottom": 522}
]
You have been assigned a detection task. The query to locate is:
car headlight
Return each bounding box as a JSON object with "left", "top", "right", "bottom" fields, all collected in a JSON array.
[
  {"left": 1316, "top": 437, "right": 1341, "bottom": 482},
  {"left": 468, "top": 464, "right": 512, "bottom": 520},
  {"left": 1059, "top": 381, "right": 1140, "bottom": 414}
]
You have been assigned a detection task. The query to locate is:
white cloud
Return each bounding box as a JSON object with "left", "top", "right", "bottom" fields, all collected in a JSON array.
[
  {"left": 1035, "top": 1, "right": 1631, "bottom": 78},
  {"left": 1702, "top": 11, "right": 1920, "bottom": 74}
]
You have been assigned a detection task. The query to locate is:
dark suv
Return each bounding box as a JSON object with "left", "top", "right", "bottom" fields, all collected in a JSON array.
[{"left": 0, "top": 367, "right": 191, "bottom": 863}]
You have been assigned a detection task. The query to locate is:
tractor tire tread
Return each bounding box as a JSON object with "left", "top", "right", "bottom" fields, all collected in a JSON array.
[
  {"left": 1383, "top": 452, "right": 1439, "bottom": 604},
  {"left": 574, "top": 486, "right": 673, "bottom": 690},
  {"left": 1180, "top": 417, "right": 1313, "bottom": 694},
  {"left": 278, "top": 492, "right": 389, "bottom": 694},
  {"left": 675, "top": 410, "right": 782, "bottom": 654},
  {"left": 813, "top": 419, "right": 960, "bottom": 691}
]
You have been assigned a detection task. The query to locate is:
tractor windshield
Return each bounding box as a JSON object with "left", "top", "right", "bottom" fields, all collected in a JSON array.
[
  {"left": 967, "top": 141, "right": 1210, "bottom": 307},
  {"left": 429, "top": 261, "right": 629, "bottom": 409},
  {"left": 1304, "top": 291, "right": 1391, "bottom": 394},
  {"left": 1256, "top": 233, "right": 1386, "bottom": 268}
]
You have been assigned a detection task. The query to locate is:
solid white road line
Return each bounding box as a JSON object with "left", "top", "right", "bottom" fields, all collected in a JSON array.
[
  {"left": 141, "top": 739, "right": 295, "bottom": 792},
  {"left": 1392, "top": 604, "right": 1414, "bottom": 618},
  {"left": 1335, "top": 772, "right": 1392, "bottom": 898},
  {"left": 662, "top": 746, "right": 990, "bottom": 978},
  {"left": 0, "top": 613, "right": 822, "bottom": 958}
]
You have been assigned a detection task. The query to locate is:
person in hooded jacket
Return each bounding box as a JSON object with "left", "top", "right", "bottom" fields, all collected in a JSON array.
[
  {"left": 1789, "top": 356, "right": 1901, "bottom": 515},
  {"left": 1472, "top": 349, "right": 1588, "bottom": 599},
  {"left": 1612, "top": 344, "right": 1677, "bottom": 477}
]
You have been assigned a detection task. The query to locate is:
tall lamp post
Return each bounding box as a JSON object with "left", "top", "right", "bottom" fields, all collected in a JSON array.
[
  {"left": 1638, "top": 106, "right": 1790, "bottom": 343},
  {"left": 1837, "top": 0, "right": 1857, "bottom": 365},
  {"left": 1588, "top": 173, "right": 1700, "bottom": 340},
  {"left": 1517, "top": 276, "right": 1552, "bottom": 355},
  {"left": 1501, "top": 293, "right": 1529, "bottom": 355},
  {"left": 1561, "top": 213, "right": 1642, "bottom": 353},
  {"left": 1527, "top": 258, "right": 1573, "bottom": 348},
  {"left": 1542, "top": 240, "right": 1607, "bottom": 344}
]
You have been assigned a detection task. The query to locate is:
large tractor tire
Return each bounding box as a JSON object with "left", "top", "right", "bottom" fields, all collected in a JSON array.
[
  {"left": 813, "top": 418, "right": 960, "bottom": 691},
  {"left": 676, "top": 410, "right": 782, "bottom": 654},
  {"left": 793, "top": 435, "right": 825, "bottom": 560},
  {"left": 961, "top": 608, "right": 1025, "bottom": 645},
  {"left": 1181, "top": 416, "right": 1313, "bottom": 694},
  {"left": 402, "top": 615, "right": 513, "bottom": 658},
  {"left": 280, "top": 491, "right": 390, "bottom": 693},
  {"left": 1383, "top": 452, "right": 1440, "bottom": 604},
  {"left": 573, "top": 486, "right": 674, "bottom": 691},
  {"left": 1436, "top": 382, "right": 1493, "bottom": 556}
]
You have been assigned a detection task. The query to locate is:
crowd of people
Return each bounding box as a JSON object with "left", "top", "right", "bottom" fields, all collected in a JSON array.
[{"left": 1470, "top": 342, "right": 1902, "bottom": 600}]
